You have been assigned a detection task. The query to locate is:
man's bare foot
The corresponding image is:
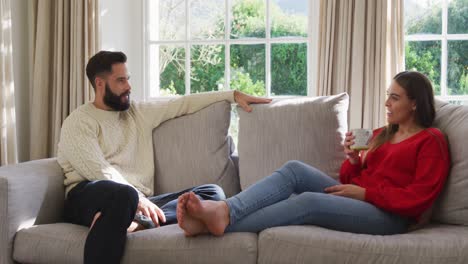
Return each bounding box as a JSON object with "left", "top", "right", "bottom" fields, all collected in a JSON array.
[
  {"left": 177, "top": 193, "right": 208, "bottom": 236},
  {"left": 185, "top": 192, "right": 230, "bottom": 236},
  {"left": 127, "top": 221, "right": 145, "bottom": 233}
]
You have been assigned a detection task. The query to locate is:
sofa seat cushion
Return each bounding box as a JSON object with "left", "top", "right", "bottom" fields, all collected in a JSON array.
[
  {"left": 258, "top": 224, "right": 468, "bottom": 264},
  {"left": 13, "top": 223, "right": 87, "bottom": 264},
  {"left": 14, "top": 223, "right": 258, "bottom": 264}
]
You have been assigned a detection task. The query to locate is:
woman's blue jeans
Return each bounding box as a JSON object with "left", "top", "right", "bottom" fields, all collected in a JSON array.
[{"left": 225, "top": 160, "right": 409, "bottom": 235}]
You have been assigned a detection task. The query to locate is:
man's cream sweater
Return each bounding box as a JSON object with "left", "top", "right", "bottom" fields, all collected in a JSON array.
[{"left": 57, "top": 91, "right": 235, "bottom": 197}]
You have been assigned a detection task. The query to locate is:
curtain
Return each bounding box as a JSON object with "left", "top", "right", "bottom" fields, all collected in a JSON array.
[
  {"left": 0, "top": 0, "right": 18, "bottom": 165},
  {"left": 29, "top": 0, "right": 99, "bottom": 160},
  {"left": 317, "top": 0, "right": 404, "bottom": 129}
]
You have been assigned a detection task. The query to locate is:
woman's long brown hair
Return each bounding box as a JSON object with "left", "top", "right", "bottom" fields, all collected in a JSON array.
[{"left": 367, "top": 71, "right": 436, "bottom": 152}]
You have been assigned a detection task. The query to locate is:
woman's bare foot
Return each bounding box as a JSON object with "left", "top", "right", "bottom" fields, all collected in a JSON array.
[
  {"left": 185, "top": 192, "right": 230, "bottom": 236},
  {"left": 177, "top": 193, "right": 208, "bottom": 236}
]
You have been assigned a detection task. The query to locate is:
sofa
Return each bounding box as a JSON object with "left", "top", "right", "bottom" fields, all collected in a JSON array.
[{"left": 1, "top": 93, "right": 468, "bottom": 264}]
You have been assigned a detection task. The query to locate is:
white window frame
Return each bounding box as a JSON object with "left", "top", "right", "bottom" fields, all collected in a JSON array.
[
  {"left": 143, "top": 0, "right": 319, "bottom": 100},
  {"left": 404, "top": 0, "right": 468, "bottom": 103}
]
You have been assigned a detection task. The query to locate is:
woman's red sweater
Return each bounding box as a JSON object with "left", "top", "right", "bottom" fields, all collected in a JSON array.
[{"left": 340, "top": 127, "right": 450, "bottom": 221}]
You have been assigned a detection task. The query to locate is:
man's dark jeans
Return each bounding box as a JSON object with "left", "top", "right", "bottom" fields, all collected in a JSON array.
[{"left": 64, "top": 180, "right": 225, "bottom": 264}]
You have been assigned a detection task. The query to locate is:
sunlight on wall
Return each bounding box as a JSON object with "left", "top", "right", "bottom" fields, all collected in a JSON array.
[
  {"left": 1, "top": 3, "right": 18, "bottom": 164},
  {"left": 2, "top": 17, "right": 11, "bottom": 30},
  {"left": 17, "top": 218, "right": 36, "bottom": 231}
]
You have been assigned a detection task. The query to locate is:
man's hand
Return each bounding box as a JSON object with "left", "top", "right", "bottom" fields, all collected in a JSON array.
[
  {"left": 138, "top": 197, "right": 166, "bottom": 227},
  {"left": 325, "top": 184, "right": 366, "bottom": 201},
  {"left": 234, "top": 90, "right": 272, "bottom": 112}
]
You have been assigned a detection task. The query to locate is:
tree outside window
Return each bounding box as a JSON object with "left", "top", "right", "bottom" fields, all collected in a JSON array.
[
  {"left": 404, "top": 0, "right": 468, "bottom": 104},
  {"left": 147, "top": 0, "right": 312, "bottom": 146}
]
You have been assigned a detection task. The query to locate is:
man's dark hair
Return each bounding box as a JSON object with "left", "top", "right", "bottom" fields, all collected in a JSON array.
[{"left": 86, "top": 51, "right": 127, "bottom": 89}]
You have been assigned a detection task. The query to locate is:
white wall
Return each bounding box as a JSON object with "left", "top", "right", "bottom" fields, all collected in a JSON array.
[
  {"left": 100, "top": 0, "right": 145, "bottom": 100},
  {"left": 11, "top": 0, "right": 30, "bottom": 162},
  {"left": 9, "top": 0, "right": 145, "bottom": 162}
]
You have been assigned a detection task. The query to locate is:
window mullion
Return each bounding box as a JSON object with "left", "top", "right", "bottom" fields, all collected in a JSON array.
[
  {"left": 225, "top": 0, "right": 231, "bottom": 91},
  {"left": 185, "top": 0, "right": 191, "bottom": 95},
  {"left": 142, "top": 0, "right": 148, "bottom": 100},
  {"left": 308, "top": 0, "right": 319, "bottom": 97},
  {"left": 441, "top": 0, "right": 448, "bottom": 97},
  {"left": 266, "top": 0, "right": 271, "bottom": 97}
]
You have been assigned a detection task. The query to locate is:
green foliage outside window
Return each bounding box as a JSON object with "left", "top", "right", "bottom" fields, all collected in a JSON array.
[
  {"left": 405, "top": 0, "right": 467, "bottom": 96},
  {"left": 159, "top": 0, "right": 308, "bottom": 96}
]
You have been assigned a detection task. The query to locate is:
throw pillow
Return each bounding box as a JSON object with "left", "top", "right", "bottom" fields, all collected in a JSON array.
[
  {"left": 237, "top": 93, "right": 349, "bottom": 190},
  {"left": 152, "top": 101, "right": 240, "bottom": 197}
]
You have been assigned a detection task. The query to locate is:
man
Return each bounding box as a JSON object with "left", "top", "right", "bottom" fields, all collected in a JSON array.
[{"left": 57, "top": 50, "right": 271, "bottom": 264}]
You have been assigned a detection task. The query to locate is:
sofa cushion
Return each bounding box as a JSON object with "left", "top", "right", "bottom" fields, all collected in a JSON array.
[
  {"left": 258, "top": 224, "right": 468, "bottom": 264},
  {"left": 13, "top": 223, "right": 258, "bottom": 264},
  {"left": 13, "top": 223, "right": 87, "bottom": 264},
  {"left": 152, "top": 101, "right": 240, "bottom": 197},
  {"left": 432, "top": 99, "right": 468, "bottom": 225},
  {"left": 237, "top": 93, "right": 348, "bottom": 189}
]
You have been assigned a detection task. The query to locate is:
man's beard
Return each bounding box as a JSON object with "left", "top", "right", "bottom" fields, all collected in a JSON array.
[{"left": 103, "top": 83, "right": 130, "bottom": 111}]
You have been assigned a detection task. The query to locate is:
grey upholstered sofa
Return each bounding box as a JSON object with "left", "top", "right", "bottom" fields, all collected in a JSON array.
[{"left": 1, "top": 93, "right": 468, "bottom": 264}]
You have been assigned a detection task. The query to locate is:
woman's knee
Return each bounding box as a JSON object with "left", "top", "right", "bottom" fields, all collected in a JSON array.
[
  {"left": 278, "top": 160, "right": 312, "bottom": 180},
  {"left": 195, "top": 184, "right": 226, "bottom": 201},
  {"left": 283, "top": 160, "right": 325, "bottom": 178},
  {"left": 296, "top": 192, "right": 322, "bottom": 202},
  {"left": 282, "top": 160, "right": 309, "bottom": 172}
]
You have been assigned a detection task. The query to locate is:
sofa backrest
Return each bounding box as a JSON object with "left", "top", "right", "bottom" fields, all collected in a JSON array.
[
  {"left": 432, "top": 99, "right": 468, "bottom": 225},
  {"left": 152, "top": 101, "right": 240, "bottom": 198},
  {"left": 237, "top": 93, "right": 349, "bottom": 190}
]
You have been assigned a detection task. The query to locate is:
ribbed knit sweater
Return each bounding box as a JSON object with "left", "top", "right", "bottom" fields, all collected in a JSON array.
[
  {"left": 57, "top": 91, "right": 234, "bottom": 197},
  {"left": 340, "top": 127, "right": 450, "bottom": 221}
]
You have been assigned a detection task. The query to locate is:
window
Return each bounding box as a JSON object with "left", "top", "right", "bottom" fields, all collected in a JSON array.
[
  {"left": 145, "top": 0, "right": 318, "bottom": 147},
  {"left": 404, "top": 0, "right": 468, "bottom": 105},
  {"left": 145, "top": 0, "right": 318, "bottom": 99}
]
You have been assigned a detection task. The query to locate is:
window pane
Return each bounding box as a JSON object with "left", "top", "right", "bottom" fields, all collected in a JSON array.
[
  {"left": 150, "top": 0, "right": 186, "bottom": 41},
  {"left": 271, "top": 0, "right": 308, "bottom": 38},
  {"left": 271, "top": 43, "right": 307, "bottom": 95},
  {"left": 404, "top": 0, "right": 441, "bottom": 35},
  {"left": 228, "top": 107, "right": 239, "bottom": 151},
  {"left": 448, "top": 40, "right": 468, "bottom": 95},
  {"left": 191, "top": 45, "right": 225, "bottom": 93},
  {"left": 448, "top": 0, "right": 468, "bottom": 34},
  {"left": 230, "top": 0, "right": 266, "bottom": 39},
  {"left": 230, "top": 44, "right": 266, "bottom": 96},
  {"left": 159, "top": 45, "right": 186, "bottom": 96},
  {"left": 405, "top": 41, "right": 441, "bottom": 95},
  {"left": 190, "top": 0, "right": 225, "bottom": 40}
]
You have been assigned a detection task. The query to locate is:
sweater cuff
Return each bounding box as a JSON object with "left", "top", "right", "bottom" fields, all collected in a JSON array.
[
  {"left": 348, "top": 159, "right": 362, "bottom": 173},
  {"left": 364, "top": 187, "right": 378, "bottom": 204},
  {"left": 133, "top": 186, "right": 146, "bottom": 199},
  {"left": 217, "top": 90, "right": 235, "bottom": 103},
  {"left": 342, "top": 158, "right": 361, "bottom": 175}
]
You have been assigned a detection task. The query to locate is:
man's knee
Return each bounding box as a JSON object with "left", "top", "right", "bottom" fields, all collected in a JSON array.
[{"left": 114, "top": 185, "right": 139, "bottom": 209}]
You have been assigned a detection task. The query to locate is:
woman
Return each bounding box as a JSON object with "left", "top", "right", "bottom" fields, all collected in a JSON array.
[{"left": 177, "top": 71, "right": 450, "bottom": 236}]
